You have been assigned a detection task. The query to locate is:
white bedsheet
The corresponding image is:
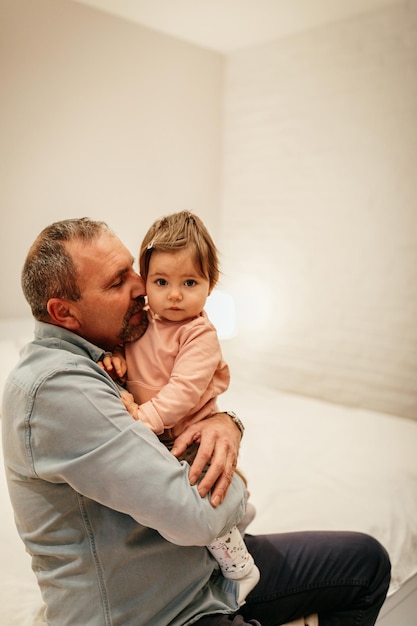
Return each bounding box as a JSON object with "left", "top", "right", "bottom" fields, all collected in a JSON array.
[{"left": 223, "top": 381, "right": 417, "bottom": 596}]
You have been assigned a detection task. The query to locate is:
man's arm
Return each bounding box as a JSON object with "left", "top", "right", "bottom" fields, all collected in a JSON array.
[
  {"left": 28, "top": 365, "right": 246, "bottom": 547},
  {"left": 171, "top": 412, "right": 243, "bottom": 508}
]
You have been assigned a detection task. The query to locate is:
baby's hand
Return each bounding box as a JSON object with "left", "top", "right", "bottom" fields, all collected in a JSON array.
[
  {"left": 120, "top": 389, "right": 140, "bottom": 420},
  {"left": 99, "top": 349, "right": 127, "bottom": 384}
]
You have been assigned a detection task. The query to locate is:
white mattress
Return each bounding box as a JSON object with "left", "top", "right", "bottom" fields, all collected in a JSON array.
[
  {"left": 1, "top": 317, "right": 417, "bottom": 623},
  {"left": 223, "top": 380, "right": 417, "bottom": 597}
]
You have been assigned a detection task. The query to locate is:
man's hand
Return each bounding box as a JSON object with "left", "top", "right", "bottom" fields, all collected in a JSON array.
[{"left": 171, "top": 413, "right": 242, "bottom": 508}]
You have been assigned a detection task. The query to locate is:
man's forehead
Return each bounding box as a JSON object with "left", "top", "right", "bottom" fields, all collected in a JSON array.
[
  {"left": 67, "top": 232, "right": 123, "bottom": 259},
  {"left": 66, "top": 233, "right": 133, "bottom": 281}
]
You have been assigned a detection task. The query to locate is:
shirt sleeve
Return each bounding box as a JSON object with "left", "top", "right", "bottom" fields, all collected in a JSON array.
[
  {"left": 137, "top": 321, "right": 230, "bottom": 434},
  {"left": 29, "top": 363, "right": 246, "bottom": 547}
]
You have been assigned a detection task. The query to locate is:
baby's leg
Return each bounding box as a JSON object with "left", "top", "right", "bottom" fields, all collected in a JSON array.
[{"left": 207, "top": 526, "right": 260, "bottom": 605}]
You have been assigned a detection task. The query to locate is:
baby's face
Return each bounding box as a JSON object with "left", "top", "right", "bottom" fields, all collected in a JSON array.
[{"left": 146, "top": 249, "right": 210, "bottom": 323}]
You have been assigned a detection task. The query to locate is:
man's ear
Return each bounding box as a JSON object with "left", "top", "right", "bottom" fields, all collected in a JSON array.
[{"left": 47, "top": 298, "right": 81, "bottom": 331}]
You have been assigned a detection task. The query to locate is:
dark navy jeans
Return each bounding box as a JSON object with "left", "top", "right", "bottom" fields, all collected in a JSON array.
[{"left": 195, "top": 531, "right": 391, "bottom": 626}]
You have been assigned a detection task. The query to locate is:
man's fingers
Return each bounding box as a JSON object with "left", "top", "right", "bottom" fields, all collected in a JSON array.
[
  {"left": 209, "top": 471, "right": 234, "bottom": 508},
  {"left": 195, "top": 440, "right": 237, "bottom": 506},
  {"left": 171, "top": 413, "right": 241, "bottom": 504},
  {"left": 184, "top": 436, "right": 212, "bottom": 485},
  {"left": 171, "top": 427, "right": 201, "bottom": 459},
  {"left": 198, "top": 461, "right": 235, "bottom": 507}
]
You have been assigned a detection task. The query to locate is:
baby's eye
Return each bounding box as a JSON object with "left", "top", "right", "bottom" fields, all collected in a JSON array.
[
  {"left": 184, "top": 279, "right": 196, "bottom": 287},
  {"left": 156, "top": 278, "right": 168, "bottom": 286}
]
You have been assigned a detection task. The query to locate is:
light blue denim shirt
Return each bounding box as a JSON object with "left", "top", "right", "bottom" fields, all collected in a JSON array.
[{"left": 2, "top": 322, "right": 246, "bottom": 625}]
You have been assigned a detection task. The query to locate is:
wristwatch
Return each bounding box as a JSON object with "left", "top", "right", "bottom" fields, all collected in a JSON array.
[{"left": 222, "top": 410, "right": 245, "bottom": 438}]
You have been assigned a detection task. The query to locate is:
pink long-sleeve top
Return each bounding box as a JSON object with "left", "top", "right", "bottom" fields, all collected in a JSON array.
[{"left": 125, "top": 309, "right": 230, "bottom": 437}]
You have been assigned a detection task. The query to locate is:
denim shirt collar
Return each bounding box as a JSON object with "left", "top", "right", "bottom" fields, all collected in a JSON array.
[{"left": 33, "top": 320, "right": 107, "bottom": 364}]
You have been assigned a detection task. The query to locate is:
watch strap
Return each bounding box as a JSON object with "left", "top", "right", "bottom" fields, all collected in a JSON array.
[{"left": 222, "top": 410, "right": 245, "bottom": 437}]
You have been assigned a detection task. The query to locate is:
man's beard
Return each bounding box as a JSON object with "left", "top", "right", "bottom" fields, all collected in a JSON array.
[{"left": 119, "top": 296, "right": 148, "bottom": 343}]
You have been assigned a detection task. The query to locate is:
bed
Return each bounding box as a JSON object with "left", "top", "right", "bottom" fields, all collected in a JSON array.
[{"left": 1, "top": 317, "right": 416, "bottom": 625}]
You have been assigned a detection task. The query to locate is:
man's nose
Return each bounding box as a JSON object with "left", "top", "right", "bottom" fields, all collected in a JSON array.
[{"left": 131, "top": 272, "right": 146, "bottom": 297}]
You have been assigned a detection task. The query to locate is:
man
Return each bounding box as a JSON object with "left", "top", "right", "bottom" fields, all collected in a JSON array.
[{"left": 2, "top": 218, "right": 390, "bottom": 625}]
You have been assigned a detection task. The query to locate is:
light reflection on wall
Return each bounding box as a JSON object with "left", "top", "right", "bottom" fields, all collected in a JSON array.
[
  {"left": 231, "top": 274, "right": 290, "bottom": 340},
  {"left": 205, "top": 289, "right": 237, "bottom": 339}
]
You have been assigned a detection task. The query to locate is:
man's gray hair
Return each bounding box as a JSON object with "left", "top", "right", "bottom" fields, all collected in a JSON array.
[{"left": 22, "top": 217, "right": 111, "bottom": 320}]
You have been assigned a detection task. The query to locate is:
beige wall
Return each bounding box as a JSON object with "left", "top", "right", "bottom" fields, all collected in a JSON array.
[
  {"left": 220, "top": 1, "right": 417, "bottom": 419},
  {"left": 0, "top": 0, "right": 223, "bottom": 317},
  {"left": 2, "top": 0, "right": 416, "bottom": 419}
]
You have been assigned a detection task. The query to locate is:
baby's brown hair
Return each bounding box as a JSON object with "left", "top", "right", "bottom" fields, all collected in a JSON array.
[{"left": 140, "top": 211, "right": 220, "bottom": 292}]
